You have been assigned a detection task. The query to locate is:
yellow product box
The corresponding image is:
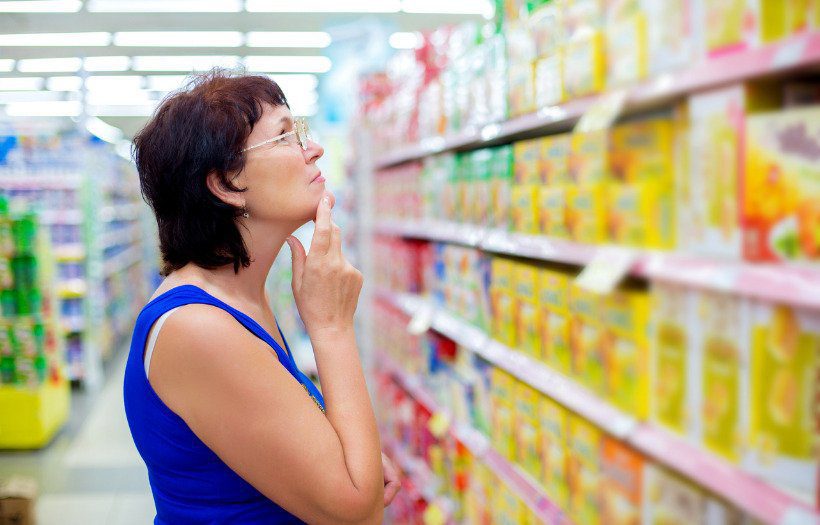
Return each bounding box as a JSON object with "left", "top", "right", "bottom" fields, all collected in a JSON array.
[
  {"left": 607, "top": 181, "right": 675, "bottom": 249},
  {"left": 511, "top": 185, "right": 540, "bottom": 235},
  {"left": 600, "top": 437, "right": 644, "bottom": 525},
  {"left": 684, "top": 84, "right": 780, "bottom": 257},
  {"left": 744, "top": 106, "right": 820, "bottom": 265},
  {"left": 529, "top": 0, "right": 565, "bottom": 57},
  {"left": 568, "top": 415, "right": 602, "bottom": 525},
  {"left": 602, "top": 288, "right": 650, "bottom": 419},
  {"left": 491, "top": 256, "right": 516, "bottom": 291},
  {"left": 537, "top": 267, "right": 572, "bottom": 372},
  {"left": 641, "top": 465, "right": 706, "bottom": 525},
  {"left": 539, "top": 185, "right": 571, "bottom": 239},
  {"left": 564, "top": 0, "right": 605, "bottom": 39},
  {"left": 507, "top": 62, "right": 537, "bottom": 117},
  {"left": 697, "top": 290, "right": 750, "bottom": 464},
  {"left": 744, "top": 302, "right": 819, "bottom": 496},
  {"left": 609, "top": 116, "right": 675, "bottom": 185},
  {"left": 569, "top": 283, "right": 605, "bottom": 392},
  {"left": 491, "top": 287, "right": 518, "bottom": 348},
  {"left": 513, "top": 138, "right": 542, "bottom": 185},
  {"left": 702, "top": 0, "right": 788, "bottom": 55},
  {"left": 494, "top": 483, "right": 526, "bottom": 525},
  {"left": 605, "top": 12, "right": 648, "bottom": 87},
  {"left": 535, "top": 52, "right": 565, "bottom": 108},
  {"left": 491, "top": 368, "right": 517, "bottom": 461},
  {"left": 563, "top": 30, "right": 606, "bottom": 99},
  {"left": 515, "top": 383, "right": 544, "bottom": 481},
  {"left": 650, "top": 283, "right": 699, "bottom": 439},
  {"left": 541, "top": 133, "right": 572, "bottom": 185},
  {"left": 567, "top": 183, "right": 608, "bottom": 245},
  {"left": 514, "top": 262, "right": 541, "bottom": 359},
  {"left": 569, "top": 130, "right": 608, "bottom": 185},
  {"left": 540, "top": 395, "right": 570, "bottom": 511}
]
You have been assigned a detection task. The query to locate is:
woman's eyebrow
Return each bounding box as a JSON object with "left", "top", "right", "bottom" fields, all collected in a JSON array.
[{"left": 278, "top": 116, "right": 293, "bottom": 125}]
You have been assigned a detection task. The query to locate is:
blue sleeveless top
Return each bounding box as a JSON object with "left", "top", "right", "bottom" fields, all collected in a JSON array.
[{"left": 123, "top": 284, "right": 325, "bottom": 524}]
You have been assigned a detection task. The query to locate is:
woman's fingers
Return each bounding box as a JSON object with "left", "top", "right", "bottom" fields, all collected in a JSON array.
[
  {"left": 310, "top": 192, "right": 333, "bottom": 256},
  {"left": 286, "top": 236, "right": 306, "bottom": 291},
  {"left": 381, "top": 452, "right": 401, "bottom": 507}
]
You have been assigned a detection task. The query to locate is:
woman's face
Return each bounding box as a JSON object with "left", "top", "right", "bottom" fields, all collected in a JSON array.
[{"left": 236, "top": 103, "right": 327, "bottom": 225}]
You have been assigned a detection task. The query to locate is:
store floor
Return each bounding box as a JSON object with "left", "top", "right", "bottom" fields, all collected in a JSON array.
[{"left": 0, "top": 347, "right": 155, "bottom": 524}]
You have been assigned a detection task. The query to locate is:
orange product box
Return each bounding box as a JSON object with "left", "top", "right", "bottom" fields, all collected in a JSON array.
[{"left": 601, "top": 437, "right": 645, "bottom": 525}]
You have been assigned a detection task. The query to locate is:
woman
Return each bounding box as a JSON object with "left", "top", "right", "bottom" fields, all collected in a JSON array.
[{"left": 123, "top": 70, "right": 400, "bottom": 524}]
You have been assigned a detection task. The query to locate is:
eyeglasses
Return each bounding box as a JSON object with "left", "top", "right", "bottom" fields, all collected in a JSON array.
[{"left": 242, "top": 117, "right": 311, "bottom": 152}]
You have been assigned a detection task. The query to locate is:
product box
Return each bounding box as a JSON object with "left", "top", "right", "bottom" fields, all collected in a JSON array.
[
  {"left": 605, "top": 12, "right": 648, "bottom": 87},
  {"left": 564, "top": 0, "right": 605, "bottom": 39},
  {"left": 683, "top": 84, "right": 780, "bottom": 257},
  {"left": 491, "top": 368, "right": 517, "bottom": 461},
  {"left": 609, "top": 116, "right": 675, "bottom": 185},
  {"left": 641, "top": 465, "right": 705, "bottom": 525},
  {"left": 472, "top": 148, "right": 494, "bottom": 225},
  {"left": 490, "top": 145, "right": 515, "bottom": 230},
  {"left": 535, "top": 52, "right": 565, "bottom": 108},
  {"left": 697, "top": 290, "right": 750, "bottom": 463},
  {"left": 542, "top": 133, "right": 572, "bottom": 185},
  {"left": 491, "top": 258, "right": 518, "bottom": 347},
  {"left": 514, "top": 262, "right": 541, "bottom": 359},
  {"left": 538, "top": 267, "right": 572, "bottom": 373},
  {"left": 540, "top": 395, "right": 570, "bottom": 511},
  {"left": 743, "top": 106, "right": 820, "bottom": 265},
  {"left": 511, "top": 185, "right": 540, "bottom": 234},
  {"left": 699, "top": 0, "right": 788, "bottom": 55},
  {"left": 568, "top": 183, "right": 608, "bottom": 244},
  {"left": 608, "top": 181, "right": 675, "bottom": 248},
  {"left": 643, "top": 0, "right": 693, "bottom": 74},
  {"left": 569, "top": 283, "right": 605, "bottom": 392},
  {"left": 601, "top": 438, "right": 644, "bottom": 525},
  {"left": 529, "top": 0, "right": 565, "bottom": 57},
  {"left": 508, "top": 62, "right": 537, "bottom": 117},
  {"left": 564, "top": 30, "right": 606, "bottom": 99},
  {"left": 568, "top": 415, "right": 603, "bottom": 525},
  {"left": 650, "top": 283, "right": 700, "bottom": 440},
  {"left": 539, "top": 185, "right": 571, "bottom": 239},
  {"left": 602, "top": 288, "right": 651, "bottom": 418},
  {"left": 514, "top": 138, "right": 542, "bottom": 185},
  {"left": 570, "top": 130, "right": 608, "bottom": 185},
  {"left": 515, "top": 382, "right": 544, "bottom": 481},
  {"left": 745, "top": 302, "right": 819, "bottom": 496}
]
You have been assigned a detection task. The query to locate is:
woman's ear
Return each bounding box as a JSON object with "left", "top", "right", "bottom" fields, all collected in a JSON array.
[{"left": 206, "top": 170, "right": 245, "bottom": 208}]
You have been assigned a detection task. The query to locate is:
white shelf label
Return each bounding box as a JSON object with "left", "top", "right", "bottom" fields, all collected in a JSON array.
[
  {"left": 407, "top": 303, "right": 434, "bottom": 335},
  {"left": 575, "top": 246, "right": 638, "bottom": 294}
]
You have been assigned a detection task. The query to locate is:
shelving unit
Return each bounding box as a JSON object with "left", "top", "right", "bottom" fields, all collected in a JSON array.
[{"left": 377, "top": 288, "right": 819, "bottom": 525}]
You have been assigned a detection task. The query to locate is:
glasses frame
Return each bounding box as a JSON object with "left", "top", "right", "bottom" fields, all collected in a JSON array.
[{"left": 242, "top": 117, "right": 310, "bottom": 152}]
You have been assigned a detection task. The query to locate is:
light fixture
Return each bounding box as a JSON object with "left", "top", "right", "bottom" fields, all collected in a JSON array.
[
  {"left": 115, "top": 140, "right": 133, "bottom": 162},
  {"left": 87, "top": 0, "right": 241, "bottom": 12},
  {"left": 389, "top": 32, "right": 421, "bottom": 50},
  {"left": 267, "top": 74, "right": 319, "bottom": 91},
  {"left": 85, "top": 117, "right": 124, "bottom": 144},
  {"left": 0, "top": 1, "right": 81, "bottom": 12},
  {"left": 145, "top": 75, "right": 189, "bottom": 91},
  {"left": 0, "top": 78, "right": 44, "bottom": 91},
  {"left": 246, "top": 32, "right": 332, "bottom": 48},
  {"left": 86, "top": 90, "right": 158, "bottom": 106},
  {"left": 114, "top": 32, "right": 243, "bottom": 48},
  {"left": 245, "top": 0, "right": 400, "bottom": 12},
  {"left": 0, "top": 60, "right": 14, "bottom": 72},
  {"left": 84, "top": 75, "right": 144, "bottom": 91},
  {"left": 132, "top": 56, "right": 241, "bottom": 72},
  {"left": 46, "top": 76, "right": 84, "bottom": 91},
  {"left": 0, "top": 32, "right": 112, "bottom": 46},
  {"left": 88, "top": 104, "right": 157, "bottom": 117},
  {"left": 0, "top": 91, "right": 66, "bottom": 104},
  {"left": 244, "top": 56, "right": 331, "bottom": 73},
  {"left": 401, "top": 0, "right": 493, "bottom": 16},
  {"left": 17, "top": 58, "right": 83, "bottom": 73},
  {"left": 84, "top": 56, "right": 131, "bottom": 72},
  {"left": 5, "top": 101, "right": 82, "bottom": 117}
]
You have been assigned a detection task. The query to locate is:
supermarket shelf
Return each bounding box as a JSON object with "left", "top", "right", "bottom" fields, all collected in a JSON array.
[
  {"left": 62, "top": 316, "right": 84, "bottom": 333},
  {"left": 99, "top": 202, "right": 143, "bottom": 223},
  {"left": 102, "top": 245, "right": 141, "bottom": 277},
  {"left": 377, "top": 220, "right": 820, "bottom": 311},
  {"left": 57, "top": 278, "right": 87, "bottom": 299},
  {"left": 39, "top": 209, "right": 84, "bottom": 225},
  {"left": 0, "top": 175, "right": 83, "bottom": 190},
  {"left": 53, "top": 243, "right": 86, "bottom": 261},
  {"left": 378, "top": 351, "right": 569, "bottom": 525},
  {"left": 377, "top": 289, "right": 819, "bottom": 525},
  {"left": 99, "top": 224, "right": 142, "bottom": 251},
  {"left": 375, "top": 31, "right": 820, "bottom": 168},
  {"left": 384, "top": 440, "right": 450, "bottom": 506}
]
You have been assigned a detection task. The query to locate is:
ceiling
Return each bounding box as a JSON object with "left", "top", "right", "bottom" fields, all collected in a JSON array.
[{"left": 0, "top": 0, "right": 487, "bottom": 140}]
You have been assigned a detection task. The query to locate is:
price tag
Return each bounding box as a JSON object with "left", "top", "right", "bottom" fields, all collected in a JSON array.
[
  {"left": 428, "top": 411, "right": 451, "bottom": 439},
  {"left": 772, "top": 36, "right": 806, "bottom": 69},
  {"left": 575, "top": 246, "right": 637, "bottom": 294},
  {"left": 407, "top": 303, "right": 434, "bottom": 335},
  {"left": 575, "top": 90, "right": 627, "bottom": 133}
]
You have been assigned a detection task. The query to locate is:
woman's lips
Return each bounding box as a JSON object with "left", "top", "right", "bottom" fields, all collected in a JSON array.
[{"left": 311, "top": 172, "right": 325, "bottom": 183}]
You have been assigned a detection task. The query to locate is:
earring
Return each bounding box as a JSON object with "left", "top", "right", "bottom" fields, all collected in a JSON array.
[{"left": 242, "top": 205, "right": 249, "bottom": 219}]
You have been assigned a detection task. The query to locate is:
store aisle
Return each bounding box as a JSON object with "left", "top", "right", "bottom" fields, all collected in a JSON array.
[{"left": 0, "top": 349, "right": 155, "bottom": 525}]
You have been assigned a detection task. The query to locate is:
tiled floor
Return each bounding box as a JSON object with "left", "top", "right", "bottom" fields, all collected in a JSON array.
[{"left": 0, "top": 348, "right": 156, "bottom": 524}]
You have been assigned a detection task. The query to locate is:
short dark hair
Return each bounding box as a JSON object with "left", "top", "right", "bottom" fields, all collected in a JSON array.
[{"left": 133, "top": 69, "right": 288, "bottom": 275}]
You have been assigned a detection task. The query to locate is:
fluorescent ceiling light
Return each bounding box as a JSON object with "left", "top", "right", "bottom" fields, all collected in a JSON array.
[
  {"left": 132, "top": 56, "right": 241, "bottom": 71},
  {"left": 46, "top": 76, "right": 83, "bottom": 91},
  {"left": 84, "top": 56, "right": 131, "bottom": 72},
  {"left": 267, "top": 74, "right": 319, "bottom": 90},
  {"left": 0, "top": 77, "right": 44, "bottom": 90},
  {"left": 115, "top": 140, "right": 133, "bottom": 162},
  {"left": 389, "top": 32, "right": 421, "bottom": 49},
  {"left": 0, "top": 91, "right": 66, "bottom": 104},
  {"left": 88, "top": 104, "right": 157, "bottom": 117},
  {"left": 5, "top": 101, "right": 81, "bottom": 117},
  {"left": 0, "top": 1, "right": 81, "bottom": 12},
  {"left": 17, "top": 57, "right": 83, "bottom": 73},
  {"left": 86, "top": 90, "right": 158, "bottom": 105},
  {"left": 289, "top": 103, "right": 318, "bottom": 117},
  {"left": 244, "top": 56, "right": 331, "bottom": 73},
  {"left": 85, "top": 117, "right": 124, "bottom": 144},
  {"left": 401, "top": 0, "right": 493, "bottom": 16},
  {"left": 146, "top": 75, "right": 189, "bottom": 91},
  {"left": 246, "top": 32, "right": 332, "bottom": 48},
  {"left": 85, "top": 75, "right": 144, "bottom": 91},
  {"left": 0, "top": 60, "right": 14, "bottom": 72},
  {"left": 88, "top": 0, "right": 241, "bottom": 12},
  {"left": 114, "top": 31, "right": 243, "bottom": 47},
  {"left": 0, "top": 32, "right": 111, "bottom": 46},
  {"left": 245, "top": 0, "right": 400, "bottom": 12}
]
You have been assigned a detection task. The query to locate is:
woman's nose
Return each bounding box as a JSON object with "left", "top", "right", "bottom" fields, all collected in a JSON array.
[{"left": 304, "top": 139, "right": 324, "bottom": 163}]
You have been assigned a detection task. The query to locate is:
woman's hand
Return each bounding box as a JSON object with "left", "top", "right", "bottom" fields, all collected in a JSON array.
[
  {"left": 382, "top": 452, "right": 401, "bottom": 507},
  {"left": 288, "top": 191, "right": 363, "bottom": 343}
]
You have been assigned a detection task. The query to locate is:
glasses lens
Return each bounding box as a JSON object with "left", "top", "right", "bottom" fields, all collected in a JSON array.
[{"left": 297, "top": 119, "right": 310, "bottom": 150}]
